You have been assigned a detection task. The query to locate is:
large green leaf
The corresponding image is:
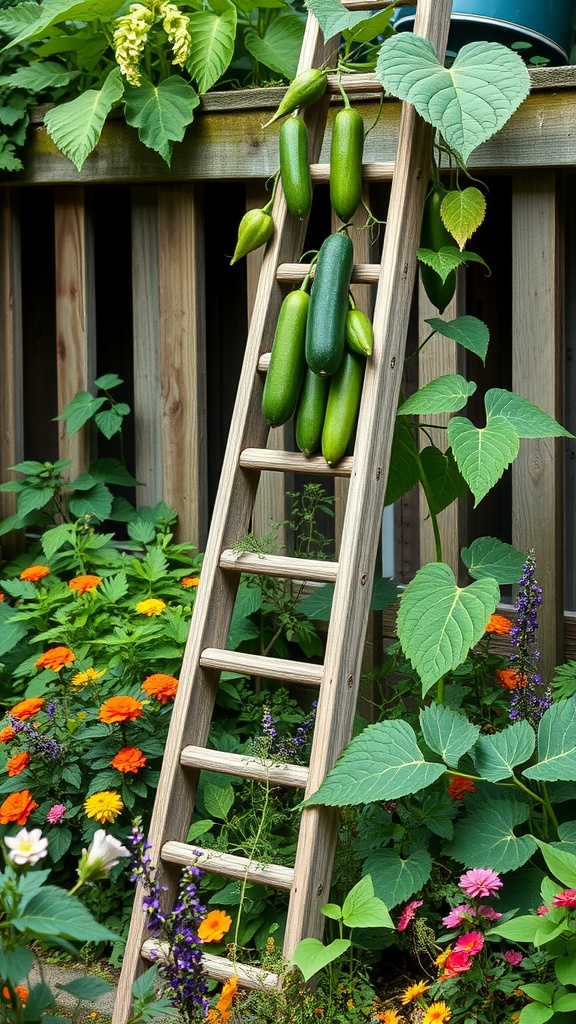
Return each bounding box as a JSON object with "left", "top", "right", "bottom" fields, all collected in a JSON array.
[
  {"left": 68, "top": 482, "right": 113, "bottom": 521},
  {"left": 447, "top": 414, "right": 519, "bottom": 507},
  {"left": 1, "top": 62, "right": 80, "bottom": 91},
  {"left": 419, "top": 702, "right": 479, "bottom": 768},
  {"left": 187, "top": 4, "right": 237, "bottom": 94},
  {"left": 341, "top": 875, "right": 393, "bottom": 929},
  {"left": 397, "top": 562, "right": 499, "bottom": 695},
  {"left": 384, "top": 418, "right": 420, "bottom": 506},
  {"left": 14, "top": 887, "right": 119, "bottom": 942},
  {"left": 418, "top": 245, "right": 489, "bottom": 282},
  {"left": 304, "top": 0, "right": 382, "bottom": 41},
  {"left": 305, "top": 720, "right": 446, "bottom": 807},
  {"left": 449, "top": 798, "right": 537, "bottom": 872},
  {"left": 375, "top": 35, "right": 530, "bottom": 163},
  {"left": 298, "top": 576, "right": 398, "bottom": 621},
  {"left": 0, "top": 601, "right": 29, "bottom": 657},
  {"left": 473, "top": 721, "right": 536, "bottom": 782},
  {"left": 124, "top": 75, "right": 199, "bottom": 166},
  {"left": 244, "top": 11, "right": 305, "bottom": 80},
  {"left": 425, "top": 315, "right": 489, "bottom": 364},
  {"left": 461, "top": 536, "right": 527, "bottom": 584},
  {"left": 533, "top": 838, "right": 576, "bottom": 890},
  {"left": 363, "top": 848, "right": 432, "bottom": 910},
  {"left": 524, "top": 700, "right": 576, "bottom": 783},
  {"left": 420, "top": 445, "right": 469, "bottom": 515},
  {"left": 3, "top": 0, "right": 125, "bottom": 47},
  {"left": 398, "top": 374, "right": 476, "bottom": 416},
  {"left": 485, "top": 388, "right": 573, "bottom": 439},
  {"left": 291, "top": 938, "right": 350, "bottom": 983},
  {"left": 44, "top": 68, "right": 124, "bottom": 172}
]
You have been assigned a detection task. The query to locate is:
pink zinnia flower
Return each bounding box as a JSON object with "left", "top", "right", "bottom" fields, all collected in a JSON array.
[
  {"left": 551, "top": 889, "right": 576, "bottom": 909},
  {"left": 503, "top": 950, "right": 523, "bottom": 966},
  {"left": 46, "top": 803, "right": 66, "bottom": 825},
  {"left": 397, "top": 899, "right": 423, "bottom": 932},
  {"left": 442, "top": 904, "right": 475, "bottom": 929},
  {"left": 459, "top": 868, "right": 503, "bottom": 899},
  {"left": 454, "top": 931, "right": 484, "bottom": 955},
  {"left": 537, "top": 904, "right": 550, "bottom": 915},
  {"left": 438, "top": 948, "right": 473, "bottom": 980},
  {"left": 476, "top": 904, "right": 502, "bottom": 921}
]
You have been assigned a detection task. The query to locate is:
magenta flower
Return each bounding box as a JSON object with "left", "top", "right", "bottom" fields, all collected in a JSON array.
[
  {"left": 476, "top": 904, "right": 502, "bottom": 921},
  {"left": 503, "top": 950, "right": 523, "bottom": 966},
  {"left": 442, "top": 904, "right": 475, "bottom": 928},
  {"left": 537, "top": 904, "right": 550, "bottom": 915},
  {"left": 551, "top": 888, "right": 576, "bottom": 908},
  {"left": 46, "top": 803, "right": 66, "bottom": 824},
  {"left": 454, "top": 930, "right": 484, "bottom": 955},
  {"left": 459, "top": 868, "right": 503, "bottom": 899},
  {"left": 397, "top": 899, "right": 423, "bottom": 932}
]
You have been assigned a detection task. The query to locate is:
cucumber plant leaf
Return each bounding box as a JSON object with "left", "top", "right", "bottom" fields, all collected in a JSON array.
[
  {"left": 384, "top": 418, "right": 420, "bottom": 506},
  {"left": 124, "top": 75, "right": 199, "bottom": 166},
  {"left": 341, "top": 875, "right": 393, "bottom": 929},
  {"left": 44, "top": 67, "right": 124, "bottom": 172},
  {"left": 441, "top": 187, "right": 486, "bottom": 250},
  {"left": 343, "top": 6, "right": 394, "bottom": 44},
  {"left": 449, "top": 798, "right": 537, "bottom": 872},
  {"left": 291, "top": 938, "right": 351, "bottom": 982},
  {"left": 532, "top": 838, "right": 576, "bottom": 890},
  {"left": 420, "top": 446, "right": 469, "bottom": 515},
  {"left": 473, "top": 721, "right": 536, "bottom": 782},
  {"left": 187, "top": 4, "right": 237, "bottom": 94},
  {"left": 418, "top": 246, "right": 489, "bottom": 283},
  {"left": 447, "top": 415, "right": 520, "bottom": 507},
  {"left": 485, "top": 389, "right": 574, "bottom": 438},
  {"left": 375, "top": 35, "right": 530, "bottom": 163},
  {"left": 461, "top": 536, "right": 526, "bottom": 584},
  {"left": 2, "top": 0, "right": 125, "bottom": 48},
  {"left": 425, "top": 316, "right": 489, "bottom": 364},
  {"left": 419, "top": 702, "right": 479, "bottom": 768},
  {"left": 304, "top": 0, "right": 382, "bottom": 41},
  {"left": 397, "top": 562, "right": 499, "bottom": 694},
  {"left": 363, "top": 848, "right": 432, "bottom": 910},
  {"left": 244, "top": 10, "right": 305, "bottom": 80},
  {"left": 523, "top": 700, "right": 576, "bottom": 783},
  {"left": 398, "top": 374, "right": 476, "bottom": 416}
]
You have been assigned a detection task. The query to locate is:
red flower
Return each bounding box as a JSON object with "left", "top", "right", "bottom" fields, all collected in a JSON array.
[
  {"left": 447, "top": 775, "right": 476, "bottom": 800},
  {"left": 551, "top": 888, "right": 576, "bottom": 908}
]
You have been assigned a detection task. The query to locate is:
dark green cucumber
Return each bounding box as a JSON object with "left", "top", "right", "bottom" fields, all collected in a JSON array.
[
  {"left": 330, "top": 106, "right": 364, "bottom": 223},
  {"left": 419, "top": 184, "right": 456, "bottom": 313},
  {"left": 305, "top": 232, "right": 354, "bottom": 376},
  {"left": 321, "top": 350, "right": 365, "bottom": 466},
  {"left": 262, "top": 289, "right": 309, "bottom": 427},
  {"left": 295, "top": 367, "right": 329, "bottom": 456},
  {"left": 279, "top": 116, "right": 312, "bottom": 219}
]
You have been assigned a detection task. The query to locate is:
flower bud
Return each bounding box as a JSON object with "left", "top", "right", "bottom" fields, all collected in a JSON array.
[{"left": 77, "top": 829, "right": 130, "bottom": 884}]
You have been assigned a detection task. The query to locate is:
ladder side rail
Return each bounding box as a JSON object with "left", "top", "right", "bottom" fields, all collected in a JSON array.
[{"left": 283, "top": 0, "right": 454, "bottom": 955}]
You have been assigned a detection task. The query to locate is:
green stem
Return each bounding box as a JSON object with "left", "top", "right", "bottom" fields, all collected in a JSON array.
[
  {"left": 537, "top": 781, "right": 560, "bottom": 835},
  {"left": 436, "top": 675, "right": 445, "bottom": 704},
  {"left": 232, "top": 774, "right": 272, "bottom": 961}
]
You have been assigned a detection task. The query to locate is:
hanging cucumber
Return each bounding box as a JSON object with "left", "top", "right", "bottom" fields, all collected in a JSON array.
[
  {"left": 345, "top": 299, "right": 373, "bottom": 357},
  {"left": 419, "top": 184, "right": 456, "bottom": 313},
  {"left": 279, "top": 115, "right": 312, "bottom": 219},
  {"left": 295, "top": 368, "right": 329, "bottom": 456},
  {"left": 305, "top": 232, "right": 354, "bottom": 376},
  {"left": 329, "top": 92, "right": 364, "bottom": 223},
  {"left": 262, "top": 283, "right": 310, "bottom": 428},
  {"left": 321, "top": 350, "right": 365, "bottom": 466},
  {"left": 262, "top": 69, "right": 328, "bottom": 128}
]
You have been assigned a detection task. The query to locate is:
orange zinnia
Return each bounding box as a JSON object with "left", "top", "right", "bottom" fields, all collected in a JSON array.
[
  {"left": 2, "top": 986, "right": 29, "bottom": 1006},
  {"left": 111, "top": 746, "right": 147, "bottom": 774},
  {"left": 0, "top": 726, "right": 15, "bottom": 743},
  {"left": 10, "top": 697, "right": 45, "bottom": 721},
  {"left": 68, "top": 574, "right": 102, "bottom": 593},
  {"left": 6, "top": 751, "right": 30, "bottom": 777},
  {"left": 141, "top": 673, "right": 178, "bottom": 704},
  {"left": 447, "top": 776, "right": 475, "bottom": 800},
  {"left": 182, "top": 576, "right": 200, "bottom": 588},
  {"left": 0, "top": 789, "right": 38, "bottom": 825},
  {"left": 497, "top": 668, "right": 526, "bottom": 690},
  {"left": 99, "top": 696, "right": 145, "bottom": 724},
  {"left": 19, "top": 565, "right": 50, "bottom": 582},
  {"left": 198, "top": 909, "right": 233, "bottom": 943},
  {"left": 35, "top": 646, "right": 75, "bottom": 672},
  {"left": 485, "top": 614, "right": 512, "bottom": 635}
]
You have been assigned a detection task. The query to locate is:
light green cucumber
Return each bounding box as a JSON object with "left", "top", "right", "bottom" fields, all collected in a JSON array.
[
  {"left": 321, "top": 350, "right": 365, "bottom": 465},
  {"left": 295, "top": 367, "right": 330, "bottom": 455},
  {"left": 262, "top": 289, "right": 309, "bottom": 428},
  {"left": 279, "top": 115, "right": 312, "bottom": 219}
]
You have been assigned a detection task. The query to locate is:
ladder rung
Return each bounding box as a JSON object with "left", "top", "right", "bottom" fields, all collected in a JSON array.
[
  {"left": 310, "top": 161, "right": 393, "bottom": 182},
  {"left": 220, "top": 549, "right": 338, "bottom": 583},
  {"left": 276, "top": 262, "right": 380, "bottom": 284},
  {"left": 162, "top": 841, "right": 295, "bottom": 890},
  {"left": 240, "top": 448, "right": 353, "bottom": 476},
  {"left": 181, "top": 744, "right": 309, "bottom": 788},
  {"left": 200, "top": 647, "right": 324, "bottom": 686},
  {"left": 141, "top": 942, "right": 280, "bottom": 990}
]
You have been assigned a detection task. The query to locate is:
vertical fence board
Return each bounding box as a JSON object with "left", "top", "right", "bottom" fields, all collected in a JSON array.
[
  {"left": 0, "top": 191, "right": 23, "bottom": 558},
  {"left": 511, "top": 170, "right": 564, "bottom": 679},
  {"left": 131, "top": 187, "right": 163, "bottom": 509},
  {"left": 157, "top": 183, "right": 208, "bottom": 549},
  {"left": 54, "top": 187, "right": 96, "bottom": 480}
]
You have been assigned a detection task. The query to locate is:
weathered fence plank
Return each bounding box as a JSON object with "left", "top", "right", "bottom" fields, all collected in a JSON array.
[{"left": 0, "top": 191, "right": 23, "bottom": 557}]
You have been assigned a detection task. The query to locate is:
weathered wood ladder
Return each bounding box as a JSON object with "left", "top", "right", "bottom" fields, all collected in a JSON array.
[{"left": 113, "top": 0, "right": 452, "bottom": 1016}]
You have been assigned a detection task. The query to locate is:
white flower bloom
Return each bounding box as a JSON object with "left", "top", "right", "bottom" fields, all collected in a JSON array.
[
  {"left": 5, "top": 827, "right": 48, "bottom": 866},
  {"left": 77, "top": 829, "right": 130, "bottom": 883}
]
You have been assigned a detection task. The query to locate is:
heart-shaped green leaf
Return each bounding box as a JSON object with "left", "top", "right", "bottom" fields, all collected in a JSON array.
[
  {"left": 419, "top": 702, "right": 479, "bottom": 768},
  {"left": 418, "top": 246, "right": 489, "bottom": 283},
  {"left": 363, "top": 848, "right": 432, "bottom": 910},
  {"left": 425, "top": 316, "right": 489, "bottom": 364},
  {"left": 461, "top": 536, "right": 527, "bottom": 584},
  {"left": 291, "top": 938, "right": 351, "bottom": 982},
  {"left": 420, "top": 446, "right": 469, "bottom": 515},
  {"left": 441, "top": 187, "right": 486, "bottom": 250},
  {"left": 342, "top": 875, "right": 393, "bottom": 929},
  {"left": 524, "top": 700, "right": 576, "bottom": 783},
  {"left": 449, "top": 798, "right": 536, "bottom": 872},
  {"left": 124, "top": 75, "right": 200, "bottom": 166},
  {"left": 398, "top": 374, "right": 476, "bottom": 416},
  {"left": 448, "top": 415, "right": 519, "bottom": 507},
  {"left": 376, "top": 35, "right": 530, "bottom": 163},
  {"left": 187, "top": 5, "right": 237, "bottom": 94},
  {"left": 474, "top": 721, "right": 536, "bottom": 781}
]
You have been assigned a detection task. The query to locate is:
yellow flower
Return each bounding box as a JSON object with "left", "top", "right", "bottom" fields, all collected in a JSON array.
[
  {"left": 84, "top": 791, "right": 124, "bottom": 824},
  {"left": 422, "top": 1001, "right": 452, "bottom": 1024},
  {"left": 159, "top": 0, "right": 191, "bottom": 66},
  {"left": 113, "top": 1, "right": 154, "bottom": 85},
  {"left": 71, "top": 667, "right": 105, "bottom": 688},
  {"left": 136, "top": 598, "right": 166, "bottom": 616},
  {"left": 400, "top": 981, "right": 430, "bottom": 1005}
]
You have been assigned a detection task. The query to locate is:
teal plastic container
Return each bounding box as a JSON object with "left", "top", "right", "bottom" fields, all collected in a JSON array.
[{"left": 394, "top": 2, "right": 576, "bottom": 65}]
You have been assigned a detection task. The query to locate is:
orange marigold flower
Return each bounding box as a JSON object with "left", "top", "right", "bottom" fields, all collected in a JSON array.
[
  {"left": 10, "top": 697, "right": 45, "bottom": 721},
  {"left": 19, "top": 565, "right": 50, "bottom": 582},
  {"left": 400, "top": 981, "right": 429, "bottom": 1005},
  {"left": 0, "top": 726, "right": 15, "bottom": 743},
  {"left": 2, "top": 986, "right": 29, "bottom": 1006},
  {"left": 99, "top": 696, "right": 145, "bottom": 724},
  {"left": 198, "top": 909, "right": 233, "bottom": 943},
  {"left": 182, "top": 576, "right": 200, "bottom": 588},
  {"left": 35, "top": 646, "right": 76, "bottom": 672},
  {"left": 68, "top": 574, "right": 102, "bottom": 593},
  {"left": 6, "top": 751, "right": 30, "bottom": 777},
  {"left": 485, "top": 614, "right": 512, "bottom": 636},
  {"left": 214, "top": 977, "right": 238, "bottom": 1015},
  {"left": 497, "top": 668, "right": 526, "bottom": 691},
  {"left": 447, "top": 776, "right": 476, "bottom": 801},
  {"left": 136, "top": 598, "right": 166, "bottom": 616},
  {"left": 142, "top": 673, "right": 178, "bottom": 704},
  {"left": 111, "top": 746, "right": 147, "bottom": 774},
  {"left": 0, "top": 789, "right": 38, "bottom": 825}
]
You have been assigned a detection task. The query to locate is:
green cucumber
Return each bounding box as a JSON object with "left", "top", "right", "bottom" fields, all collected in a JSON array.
[
  {"left": 345, "top": 305, "right": 373, "bottom": 357},
  {"left": 321, "top": 350, "right": 365, "bottom": 466},
  {"left": 305, "top": 232, "right": 354, "bottom": 376},
  {"left": 262, "top": 69, "right": 328, "bottom": 128},
  {"left": 419, "top": 184, "right": 456, "bottom": 313},
  {"left": 295, "top": 368, "right": 329, "bottom": 456},
  {"left": 279, "top": 115, "right": 312, "bottom": 219},
  {"left": 330, "top": 106, "right": 364, "bottom": 223},
  {"left": 262, "top": 289, "right": 309, "bottom": 428}
]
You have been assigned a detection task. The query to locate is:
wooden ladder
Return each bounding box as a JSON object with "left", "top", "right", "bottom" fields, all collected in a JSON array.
[{"left": 113, "top": 0, "right": 453, "bottom": 1016}]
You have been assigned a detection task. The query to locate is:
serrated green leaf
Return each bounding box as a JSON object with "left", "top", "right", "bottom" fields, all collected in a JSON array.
[
  {"left": 244, "top": 11, "right": 305, "bottom": 80},
  {"left": 88, "top": 459, "right": 139, "bottom": 487},
  {"left": 375, "top": 35, "right": 530, "bottom": 163},
  {"left": 124, "top": 75, "right": 199, "bottom": 166},
  {"left": 3, "top": 0, "right": 125, "bottom": 48},
  {"left": 474, "top": 721, "right": 536, "bottom": 781},
  {"left": 418, "top": 245, "right": 489, "bottom": 283},
  {"left": 448, "top": 414, "right": 519, "bottom": 507},
  {"left": 44, "top": 68, "right": 124, "bottom": 172},
  {"left": 532, "top": 838, "right": 576, "bottom": 889},
  {"left": 95, "top": 408, "right": 124, "bottom": 439},
  {"left": 341, "top": 875, "right": 393, "bottom": 929},
  {"left": 305, "top": 0, "right": 381, "bottom": 41},
  {"left": 425, "top": 315, "right": 489, "bottom": 364},
  {"left": 397, "top": 562, "right": 499, "bottom": 694},
  {"left": 420, "top": 446, "right": 469, "bottom": 515},
  {"left": 291, "top": 938, "right": 350, "bottom": 982},
  {"left": 0, "top": 601, "right": 29, "bottom": 657},
  {"left": 363, "top": 848, "right": 432, "bottom": 910},
  {"left": 56, "top": 391, "right": 106, "bottom": 434},
  {"left": 305, "top": 720, "right": 446, "bottom": 807},
  {"left": 187, "top": 5, "right": 237, "bottom": 94},
  {"left": 419, "top": 702, "right": 479, "bottom": 768},
  {"left": 17, "top": 486, "right": 57, "bottom": 518},
  {"left": 41, "top": 523, "right": 74, "bottom": 559},
  {"left": 384, "top": 417, "right": 420, "bottom": 506},
  {"left": 14, "top": 887, "right": 118, "bottom": 941},
  {"left": 523, "top": 701, "right": 576, "bottom": 783},
  {"left": 344, "top": 6, "right": 394, "bottom": 44},
  {"left": 398, "top": 374, "right": 476, "bottom": 416},
  {"left": 441, "top": 187, "right": 486, "bottom": 250},
  {"left": 2, "top": 62, "right": 81, "bottom": 91},
  {"left": 203, "top": 781, "right": 234, "bottom": 820},
  {"left": 0, "top": 947, "right": 34, "bottom": 986},
  {"left": 68, "top": 482, "right": 113, "bottom": 521},
  {"left": 461, "top": 536, "right": 527, "bottom": 584},
  {"left": 0, "top": 2, "right": 45, "bottom": 39},
  {"left": 485, "top": 389, "right": 573, "bottom": 439},
  {"left": 449, "top": 798, "right": 537, "bottom": 872}
]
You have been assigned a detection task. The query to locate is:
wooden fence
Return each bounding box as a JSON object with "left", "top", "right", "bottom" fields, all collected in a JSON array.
[{"left": 1, "top": 67, "right": 575, "bottom": 683}]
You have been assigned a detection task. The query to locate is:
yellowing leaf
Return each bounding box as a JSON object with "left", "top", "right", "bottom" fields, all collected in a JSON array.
[{"left": 441, "top": 187, "right": 486, "bottom": 250}]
